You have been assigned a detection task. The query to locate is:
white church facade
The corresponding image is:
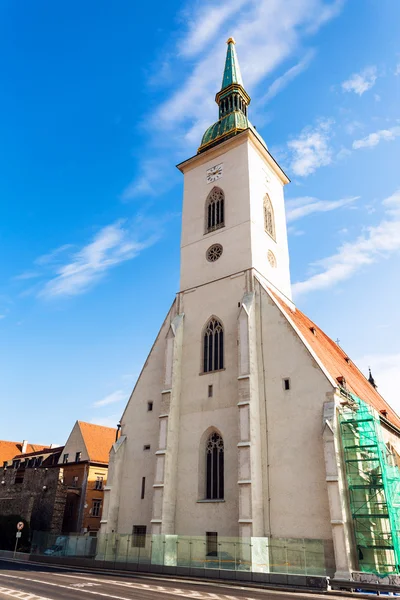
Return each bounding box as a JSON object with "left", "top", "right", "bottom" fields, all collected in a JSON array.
[{"left": 100, "top": 40, "right": 400, "bottom": 579}]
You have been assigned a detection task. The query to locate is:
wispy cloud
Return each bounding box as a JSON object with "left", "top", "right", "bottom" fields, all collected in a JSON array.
[
  {"left": 39, "top": 220, "right": 156, "bottom": 298},
  {"left": 35, "top": 244, "right": 73, "bottom": 266},
  {"left": 342, "top": 66, "right": 377, "bottom": 95},
  {"left": 178, "top": 0, "right": 249, "bottom": 58},
  {"left": 293, "top": 189, "right": 400, "bottom": 297},
  {"left": 352, "top": 126, "right": 400, "bottom": 150},
  {"left": 15, "top": 216, "right": 163, "bottom": 300},
  {"left": 121, "top": 158, "right": 177, "bottom": 201},
  {"left": 126, "top": 0, "right": 345, "bottom": 195},
  {"left": 287, "top": 118, "right": 334, "bottom": 176},
  {"left": 395, "top": 63, "right": 400, "bottom": 76},
  {"left": 260, "top": 50, "right": 315, "bottom": 104},
  {"left": 91, "top": 413, "right": 121, "bottom": 428},
  {"left": 286, "top": 195, "right": 359, "bottom": 222},
  {"left": 14, "top": 271, "right": 41, "bottom": 281},
  {"left": 93, "top": 390, "right": 127, "bottom": 408}
]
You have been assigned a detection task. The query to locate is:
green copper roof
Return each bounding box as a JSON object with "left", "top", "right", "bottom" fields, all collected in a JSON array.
[
  {"left": 198, "top": 38, "right": 256, "bottom": 153},
  {"left": 200, "top": 111, "right": 248, "bottom": 150},
  {"left": 221, "top": 38, "right": 244, "bottom": 90}
]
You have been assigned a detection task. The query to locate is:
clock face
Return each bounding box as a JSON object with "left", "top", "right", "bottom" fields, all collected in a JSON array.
[{"left": 206, "top": 163, "right": 223, "bottom": 183}]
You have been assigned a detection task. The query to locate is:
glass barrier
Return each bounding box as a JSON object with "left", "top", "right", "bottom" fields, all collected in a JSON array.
[{"left": 31, "top": 531, "right": 334, "bottom": 576}]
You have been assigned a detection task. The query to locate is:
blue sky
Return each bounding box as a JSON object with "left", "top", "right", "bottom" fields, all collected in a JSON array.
[{"left": 1, "top": 0, "right": 400, "bottom": 444}]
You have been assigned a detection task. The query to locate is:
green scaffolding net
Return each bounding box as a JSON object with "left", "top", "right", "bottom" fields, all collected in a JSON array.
[{"left": 339, "top": 394, "right": 400, "bottom": 575}]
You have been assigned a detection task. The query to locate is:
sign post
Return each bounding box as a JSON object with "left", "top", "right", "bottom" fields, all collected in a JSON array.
[{"left": 13, "top": 522, "right": 24, "bottom": 558}]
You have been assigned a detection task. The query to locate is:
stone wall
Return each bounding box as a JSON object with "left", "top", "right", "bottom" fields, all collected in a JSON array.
[{"left": 0, "top": 466, "right": 67, "bottom": 533}]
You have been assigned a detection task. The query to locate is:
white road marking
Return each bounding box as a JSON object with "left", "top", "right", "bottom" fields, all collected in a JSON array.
[
  {"left": 0, "top": 572, "right": 261, "bottom": 600},
  {"left": 48, "top": 572, "right": 239, "bottom": 599},
  {"left": 0, "top": 586, "right": 53, "bottom": 600},
  {"left": 71, "top": 583, "right": 101, "bottom": 588}
]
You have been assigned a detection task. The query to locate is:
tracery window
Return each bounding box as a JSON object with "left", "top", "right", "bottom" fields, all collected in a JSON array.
[
  {"left": 206, "top": 187, "right": 225, "bottom": 233},
  {"left": 206, "top": 244, "right": 223, "bottom": 262},
  {"left": 206, "top": 432, "right": 224, "bottom": 500},
  {"left": 264, "top": 194, "right": 275, "bottom": 240},
  {"left": 203, "top": 317, "right": 224, "bottom": 373}
]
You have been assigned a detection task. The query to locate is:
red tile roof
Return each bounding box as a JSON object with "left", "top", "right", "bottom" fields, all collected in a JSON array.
[
  {"left": 0, "top": 441, "right": 50, "bottom": 464},
  {"left": 270, "top": 290, "right": 400, "bottom": 430},
  {"left": 78, "top": 422, "right": 116, "bottom": 464}
]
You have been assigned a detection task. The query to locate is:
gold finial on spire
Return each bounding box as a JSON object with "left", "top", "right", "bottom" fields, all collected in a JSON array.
[{"left": 226, "top": 37, "right": 236, "bottom": 45}]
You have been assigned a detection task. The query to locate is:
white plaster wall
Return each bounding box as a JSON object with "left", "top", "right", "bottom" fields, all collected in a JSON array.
[
  {"left": 58, "top": 422, "right": 89, "bottom": 464},
  {"left": 174, "top": 273, "right": 248, "bottom": 535},
  {"left": 248, "top": 142, "right": 291, "bottom": 299},
  {"left": 180, "top": 142, "right": 251, "bottom": 291},
  {"left": 258, "top": 285, "right": 333, "bottom": 540},
  {"left": 180, "top": 136, "right": 291, "bottom": 301},
  {"left": 115, "top": 302, "right": 177, "bottom": 534}
]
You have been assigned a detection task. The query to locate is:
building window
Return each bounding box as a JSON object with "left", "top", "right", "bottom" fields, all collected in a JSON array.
[
  {"left": 147, "top": 401, "right": 153, "bottom": 412},
  {"left": 75, "top": 452, "right": 81, "bottom": 463},
  {"left": 283, "top": 378, "right": 290, "bottom": 391},
  {"left": 206, "top": 187, "right": 225, "bottom": 233},
  {"left": 141, "top": 477, "right": 146, "bottom": 499},
  {"left": 206, "top": 532, "right": 218, "bottom": 555},
  {"left": 15, "top": 471, "right": 24, "bottom": 484},
  {"left": 63, "top": 454, "right": 69, "bottom": 464},
  {"left": 132, "top": 525, "right": 147, "bottom": 548},
  {"left": 143, "top": 445, "right": 151, "bottom": 451},
  {"left": 72, "top": 476, "right": 79, "bottom": 488},
  {"left": 12, "top": 460, "right": 20, "bottom": 469},
  {"left": 203, "top": 317, "right": 224, "bottom": 373},
  {"left": 264, "top": 194, "right": 275, "bottom": 240},
  {"left": 206, "top": 432, "right": 224, "bottom": 500},
  {"left": 267, "top": 250, "right": 277, "bottom": 268},
  {"left": 95, "top": 476, "right": 103, "bottom": 490},
  {"left": 91, "top": 499, "right": 101, "bottom": 517},
  {"left": 208, "top": 385, "right": 213, "bottom": 398},
  {"left": 206, "top": 244, "right": 223, "bottom": 262}
]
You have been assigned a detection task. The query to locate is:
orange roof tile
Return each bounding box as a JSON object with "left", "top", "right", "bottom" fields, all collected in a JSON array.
[
  {"left": 0, "top": 441, "right": 50, "bottom": 464},
  {"left": 78, "top": 422, "right": 116, "bottom": 464},
  {"left": 270, "top": 290, "right": 400, "bottom": 431}
]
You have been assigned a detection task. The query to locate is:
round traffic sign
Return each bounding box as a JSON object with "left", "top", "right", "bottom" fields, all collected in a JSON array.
[{"left": 16, "top": 522, "right": 24, "bottom": 531}]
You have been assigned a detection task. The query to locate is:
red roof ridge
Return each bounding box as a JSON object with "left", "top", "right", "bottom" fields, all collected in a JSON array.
[
  {"left": 77, "top": 421, "right": 117, "bottom": 432},
  {"left": 264, "top": 285, "right": 400, "bottom": 431}
]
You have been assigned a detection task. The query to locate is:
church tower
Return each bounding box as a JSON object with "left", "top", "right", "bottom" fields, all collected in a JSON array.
[
  {"left": 100, "top": 39, "right": 400, "bottom": 580},
  {"left": 178, "top": 38, "right": 292, "bottom": 300}
]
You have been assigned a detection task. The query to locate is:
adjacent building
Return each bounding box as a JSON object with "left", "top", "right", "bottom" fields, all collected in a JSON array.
[
  {"left": 59, "top": 421, "right": 116, "bottom": 533},
  {"left": 0, "top": 422, "right": 116, "bottom": 535},
  {"left": 100, "top": 39, "right": 400, "bottom": 578},
  {"left": 1, "top": 445, "right": 65, "bottom": 532}
]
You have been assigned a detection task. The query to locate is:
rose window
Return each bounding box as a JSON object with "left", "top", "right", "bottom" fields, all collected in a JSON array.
[{"left": 206, "top": 244, "right": 223, "bottom": 262}]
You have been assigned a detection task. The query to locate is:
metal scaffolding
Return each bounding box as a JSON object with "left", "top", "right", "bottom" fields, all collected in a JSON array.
[{"left": 339, "top": 395, "right": 400, "bottom": 575}]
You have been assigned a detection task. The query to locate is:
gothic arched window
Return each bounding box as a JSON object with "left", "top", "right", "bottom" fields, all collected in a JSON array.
[
  {"left": 206, "top": 432, "right": 224, "bottom": 500},
  {"left": 264, "top": 194, "right": 275, "bottom": 240},
  {"left": 206, "top": 187, "right": 225, "bottom": 233},
  {"left": 203, "top": 317, "right": 224, "bottom": 373}
]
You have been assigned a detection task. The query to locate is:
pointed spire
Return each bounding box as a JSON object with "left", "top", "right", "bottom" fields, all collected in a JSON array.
[
  {"left": 221, "top": 37, "right": 244, "bottom": 90},
  {"left": 368, "top": 367, "right": 378, "bottom": 390},
  {"left": 198, "top": 38, "right": 252, "bottom": 154}
]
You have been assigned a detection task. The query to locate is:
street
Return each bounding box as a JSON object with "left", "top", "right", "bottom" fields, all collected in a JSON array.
[{"left": 0, "top": 559, "right": 339, "bottom": 600}]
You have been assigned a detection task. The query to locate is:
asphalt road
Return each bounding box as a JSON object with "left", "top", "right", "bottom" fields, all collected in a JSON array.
[{"left": 0, "top": 559, "right": 338, "bottom": 600}]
